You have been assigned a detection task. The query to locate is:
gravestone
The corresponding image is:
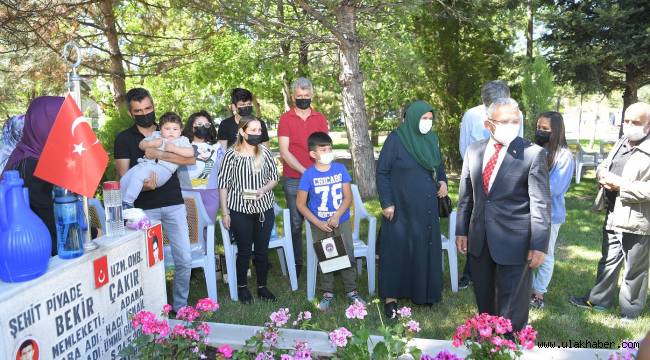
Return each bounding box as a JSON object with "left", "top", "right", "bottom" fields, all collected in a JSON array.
[{"left": 0, "top": 225, "right": 167, "bottom": 360}]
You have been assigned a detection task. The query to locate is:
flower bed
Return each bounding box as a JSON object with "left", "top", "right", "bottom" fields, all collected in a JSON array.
[{"left": 124, "top": 298, "right": 618, "bottom": 359}]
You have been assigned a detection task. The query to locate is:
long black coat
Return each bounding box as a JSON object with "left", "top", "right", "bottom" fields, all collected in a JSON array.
[{"left": 376, "top": 132, "right": 447, "bottom": 304}]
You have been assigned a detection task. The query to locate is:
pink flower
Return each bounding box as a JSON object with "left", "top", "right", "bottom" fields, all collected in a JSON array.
[
  {"left": 263, "top": 329, "right": 279, "bottom": 346},
  {"left": 516, "top": 325, "right": 537, "bottom": 350},
  {"left": 197, "top": 322, "right": 211, "bottom": 336},
  {"left": 406, "top": 320, "right": 421, "bottom": 333},
  {"left": 162, "top": 304, "right": 173, "bottom": 314},
  {"left": 196, "top": 298, "right": 220, "bottom": 312},
  {"left": 255, "top": 351, "right": 274, "bottom": 360},
  {"left": 424, "top": 351, "right": 464, "bottom": 360},
  {"left": 270, "top": 308, "right": 291, "bottom": 327},
  {"left": 344, "top": 300, "right": 367, "bottom": 320},
  {"left": 293, "top": 341, "right": 312, "bottom": 359},
  {"left": 293, "top": 311, "right": 312, "bottom": 326},
  {"left": 477, "top": 325, "right": 492, "bottom": 338},
  {"left": 397, "top": 306, "right": 412, "bottom": 318},
  {"left": 176, "top": 306, "right": 200, "bottom": 322},
  {"left": 329, "top": 327, "right": 353, "bottom": 348},
  {"left": 218, "top": 345, "right": 233, "bottom": 358},
  {"left": 131, "top": 310, "right": 156, "bottom": 328},
  {"left": 281, "top": 355, "right": 292, "bottom": 360},
  {"left": 302, "top": 311, "right": 312, "bottom": 320}
]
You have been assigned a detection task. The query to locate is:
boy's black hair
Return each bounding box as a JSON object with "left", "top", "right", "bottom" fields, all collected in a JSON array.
[
  {"left": 308, "top": 131, "right": 333, "bottom": 151},
  {"left": 159, "top": 112, "right": 183, "bottom": 127},
  {"left": 231, "top": 88, "right": 253, "bottom": 104},
  {"left": 125, "top": 88, "right": 152, "bottom": 109}
]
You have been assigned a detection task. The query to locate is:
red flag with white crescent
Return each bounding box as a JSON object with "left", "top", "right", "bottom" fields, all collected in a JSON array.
[{"left": 34, "top": 94, "right": 108, "bottom": 197}]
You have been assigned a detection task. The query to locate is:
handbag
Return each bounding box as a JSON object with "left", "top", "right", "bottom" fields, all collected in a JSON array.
[
  {"left": 591, "top": 186, "right": 606, "bottom": 213},
  {"left": 438, "top": 195, "right": 453, "bottom": 218},
  {"left": 312, "top": 231, "right": 351, "bottom": 273}
]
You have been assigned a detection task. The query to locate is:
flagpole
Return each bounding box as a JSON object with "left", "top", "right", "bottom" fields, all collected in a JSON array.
[{"left": 63, "top": 42, "right": 98, "bottom": 251}]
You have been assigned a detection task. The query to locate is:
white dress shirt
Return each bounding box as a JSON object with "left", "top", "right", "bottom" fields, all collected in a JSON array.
[{"left": 482, "top": 137, "right": 510, "bottom": 192}]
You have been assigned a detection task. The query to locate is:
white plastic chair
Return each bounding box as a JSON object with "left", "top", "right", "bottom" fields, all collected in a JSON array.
[
  {"left": 163, "top": 190, "right": 218, "bottom": 301},
  {"left": 440, "top": 211, "right": 458, "bottom": 293},
  {"left": 351, "top": 184, "right": 376, "bottom": 296},
  {"left": 575, "top": 143, "right": 599, "bottom": 183},
  {"left": 305, "top": 184, "right": 377, "bottom": 301},
  {"left": 218, "top": 204, "right": 298, "bottom": 301}
]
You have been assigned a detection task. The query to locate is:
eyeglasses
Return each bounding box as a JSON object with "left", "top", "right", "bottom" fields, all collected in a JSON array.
[
  {"left": 193, "top": 123, "right": 211, "bottom": 128},
  {"left": 488, "top": 118, "right": 520, "bottom": 125}
]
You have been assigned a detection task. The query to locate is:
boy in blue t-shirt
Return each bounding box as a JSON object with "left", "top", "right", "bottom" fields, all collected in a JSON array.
[{"left": 297, "top": 132, "right": 365, "bottom": 311}]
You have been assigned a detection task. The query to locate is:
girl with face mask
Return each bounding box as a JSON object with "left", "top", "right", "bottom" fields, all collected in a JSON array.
[
  {"left": 530, "top": 111, "right": 575, "bottom": 309},
  {"left": 178, "top": 111, "right": 224, "bottom": 220},
  {"left": 218, "top": 116, "right": 279, "bottom": 304}
]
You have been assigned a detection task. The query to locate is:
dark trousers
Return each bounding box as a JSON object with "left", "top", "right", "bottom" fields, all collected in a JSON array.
[
  {"left": 587, "top": 227, "right": 650, "bottom": 317},
  {"left": 283, "top": 177, "right": 304, "bottom": 266},
  {"left": 470, "top": 242, "right": 531, "bottom": 331},
  {"left": 462, "top": 258, "right": 471, "bottom": 278},
  {"left": 230, "top": 208, "right": 275, "bottom": 287}
]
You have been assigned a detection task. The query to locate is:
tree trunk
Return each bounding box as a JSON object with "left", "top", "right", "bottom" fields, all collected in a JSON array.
[
  {"left": 620, "top": 69, "right": 639, "bottom": 137},
  {"left": 336, "top": 4, "right": 376, "bottom": 198},
  {"left": 98, "top": 0, "right": 127, "bottom": 109},
  {"left": 526, "top": 0, "right": 534, "bottom": 59},
  {"left": 298, "top": 40, "right": 309, "bottom": 77},
  {"left": 278, "top": 0, "right": 291, "bottom": 112}
]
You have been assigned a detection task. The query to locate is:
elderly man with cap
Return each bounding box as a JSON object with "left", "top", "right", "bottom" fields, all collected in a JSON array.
[{"left": 570, "top": 102, "right": 650, "bottom": 321}]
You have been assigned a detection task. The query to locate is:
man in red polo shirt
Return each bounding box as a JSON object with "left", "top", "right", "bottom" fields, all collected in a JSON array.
[{"left": 278, "top": 77, "right": 329, "bottom": 277}]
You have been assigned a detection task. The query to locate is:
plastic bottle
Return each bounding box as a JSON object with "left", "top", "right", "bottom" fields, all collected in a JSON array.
[
  {"left": 103, "top": 181, "right": 124, "bottom": 236},
  {"left": 0, "top": 170, "right": 51, "bottom": 282},
  {"left": 53, "top": 186, "right": 84, "bottom": 259}
]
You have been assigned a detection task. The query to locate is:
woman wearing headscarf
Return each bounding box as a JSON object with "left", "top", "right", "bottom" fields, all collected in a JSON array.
[
  {"left": 376, "top": 100, "right": 448, "bottom": 317},
  {"left": 0, "top": 114, "right": 25, "bottom": 173},
  {"left": 4, "top": 96, "right": 64, "bottom": 255}
]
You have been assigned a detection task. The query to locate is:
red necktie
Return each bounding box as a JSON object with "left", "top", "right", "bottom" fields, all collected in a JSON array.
[{"left": 483, "top": 142, "right": 503, "bottom": 194}]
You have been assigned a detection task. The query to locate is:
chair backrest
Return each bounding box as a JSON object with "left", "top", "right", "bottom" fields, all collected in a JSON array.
[
  {"left": 350, "top": 184, "right": 370, "bottom": 241},
  {"left": 87, "top": 198, "right": 106, "bottom": 234},
  {"left": 162, "top": 191, "right": 211, "bottom": 251}
]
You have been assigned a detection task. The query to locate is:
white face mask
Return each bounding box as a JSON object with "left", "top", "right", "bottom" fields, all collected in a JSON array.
[
  {"left": 419, "top": 119, "right": 433, "bottom": 134},
  {"left": 623, "top": 123, "right": 649, "bottom": 141},
  {"left": 489, "top": 121, "right": 520, "bottom": 145},
  {"left": 318, "top": 152, "right": 334, "bottom": 165}
]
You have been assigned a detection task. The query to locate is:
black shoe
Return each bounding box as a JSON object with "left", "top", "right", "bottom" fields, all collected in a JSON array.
[
  {"left": 296, "top": 264, "right": 303, "bottom": 279},
  {"left": 458, "top": 276, "right": 471, "bottom": 290},
  {"left": 530, "top": 294, "right": 545, "bottom": 309},
  {"left": 257, "top": 286, "right": 277, "bottom": 302},
  {"left": 238, "top": 286, "right": 252, "bottom": 304},
  {"left": 384, "top": 301, "right": 398, "bottom": 319},
  {"left": 569, "top": 295, "right": 606, "bottom": 312}
]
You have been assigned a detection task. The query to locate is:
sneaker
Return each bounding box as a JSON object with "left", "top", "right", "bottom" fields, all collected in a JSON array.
[
  {"left": 237, "top": 286, "right": 252, "bottom": 304},
  {"left": 568, "top": 295, "right": 606, "bottom": 312},
  {"left": 458, "top": 276, "right": 471, "bottom": 290},
  {"left": 317, "top": 292, "right": 334, "bottom": 312},
  {"left": 346, "top": 290, "right": 367, "bottom": 305},
  {"left": 384, "top": 301, "right": 398, "bottom": 319},
  {"left": 530, "top": 294, "right": 545, "bottom": 309},
  {"left": 257, "top": 286, "right": 277, "bottom": 302}
]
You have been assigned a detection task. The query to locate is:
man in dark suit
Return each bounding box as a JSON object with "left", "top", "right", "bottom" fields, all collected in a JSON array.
[{"left": 456, "top": 97, "right": 551, "bottom": 331}]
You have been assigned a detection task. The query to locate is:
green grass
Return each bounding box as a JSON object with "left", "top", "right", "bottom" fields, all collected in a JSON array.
[{"left": 168, "top": 169, "right": 648, "bottom": 345}]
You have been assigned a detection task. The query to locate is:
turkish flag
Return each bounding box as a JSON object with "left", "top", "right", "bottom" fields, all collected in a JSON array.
[
  {"left": 93, "top": 255, "right": 109, "bottom": 288},
  {"left": 34, "top": 94, "right": 108, "bottom": 197}
]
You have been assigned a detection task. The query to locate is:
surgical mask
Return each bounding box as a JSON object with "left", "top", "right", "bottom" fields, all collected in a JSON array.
[
  {"left": 534, "top": 130, "right": 551, "bottom": 146},
  {"left": 419, "top": 119, "right": 433, "bottom": 134},
  {"left": 295, "top": 98, "right": 312, "bottom": 110},
  {"left": 489, "top": 121, "right": 520, "bottom": 145},
  {"left": 318, "top": 152, "right": 334, "bottom": 165},
  {"left": 237, "top": 105, "right": 254, "bottom": 117},
  {"left": 193, "top": 126, "right": 211, "bottom": 139},
  {"left": 244, "top": 134, "right": 263, "bottom": 146},
  {"left": 623, "top": 123, "right": 649, "bottom": 141},
  {"left": 134, "top": 111, "right": 156, "bottom": 127}
]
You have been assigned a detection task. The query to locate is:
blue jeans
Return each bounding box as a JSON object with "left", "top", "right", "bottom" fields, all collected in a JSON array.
[
  {"left": 532, "top": 223, "right": 561, "bottom": 294},
  {"left": 144, "top": 204, "right": 192, "bottom": 311},
  {"left": 283, "top": 177, "right": 304, "bottom": 266}
]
